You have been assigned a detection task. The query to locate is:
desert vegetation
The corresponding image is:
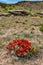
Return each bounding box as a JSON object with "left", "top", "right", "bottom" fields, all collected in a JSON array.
[{"left": 0, "top": 2, "right": 43, "bottom": 65}]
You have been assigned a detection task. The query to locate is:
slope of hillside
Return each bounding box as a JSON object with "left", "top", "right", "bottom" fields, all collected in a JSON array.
[{"left": 0, "top": 1, "right": 43, "bottom": 9}]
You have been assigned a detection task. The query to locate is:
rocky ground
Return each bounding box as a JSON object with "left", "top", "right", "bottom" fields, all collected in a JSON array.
[{"left": 0, "top": 2, "right": 43, "bottom": 65}]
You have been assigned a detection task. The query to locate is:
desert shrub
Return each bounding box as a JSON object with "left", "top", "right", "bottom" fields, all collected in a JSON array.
[{"left": 40, "top": 24, "right": 43, "bottom": 32}]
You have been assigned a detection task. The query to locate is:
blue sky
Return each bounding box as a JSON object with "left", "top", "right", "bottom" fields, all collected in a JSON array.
[
  {"left": 0, "top": 0, "right": 23, "bottom": 4},
  {"left": 0, "top": 0, "right": 42, "bottom": 4}
]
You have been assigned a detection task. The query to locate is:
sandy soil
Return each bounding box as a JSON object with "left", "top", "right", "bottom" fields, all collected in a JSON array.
[{"left": 0, "top": 15, "right": 43, "bottom": 65}]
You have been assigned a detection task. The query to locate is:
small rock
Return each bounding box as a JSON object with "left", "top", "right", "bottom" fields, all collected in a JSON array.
[
  {"left": 12, "top": 56, "right": 19, "bottom": 61},
  {"left": 36, "top": 12, "right": 43, "bottom": 15},
  {"left": 38, "top": 45, "right": 43, "bottom": 49},
  {"left": 0, "top": 12, "right": 10, "bottom": 16},
  {"left": 8, "top": 10, "right": 29, "bottom": 15}
]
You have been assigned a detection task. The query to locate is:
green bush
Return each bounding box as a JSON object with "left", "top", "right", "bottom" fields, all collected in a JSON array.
[{"left": 40, "top": 24, "right": 43, "bottom": 32}]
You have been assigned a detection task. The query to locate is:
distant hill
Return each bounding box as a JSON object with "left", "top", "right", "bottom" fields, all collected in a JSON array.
[{"left": 0, "top": 1, "right": 43, "bottom": 10}]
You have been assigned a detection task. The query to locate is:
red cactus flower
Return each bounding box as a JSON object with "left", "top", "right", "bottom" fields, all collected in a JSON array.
[
  {"left": 6, "top": 39, "right": 31, "bottom": 56},
  {"left": 17, "top": 48, "right": 21, "bottom": 55}
]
